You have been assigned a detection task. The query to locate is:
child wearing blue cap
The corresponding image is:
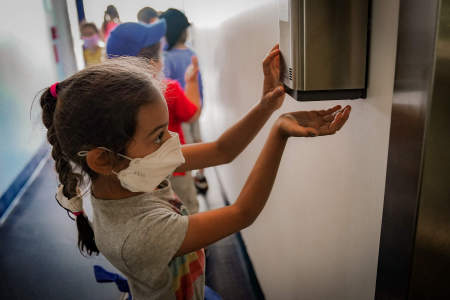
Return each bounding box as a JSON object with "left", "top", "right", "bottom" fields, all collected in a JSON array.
[{"left": 107, "top": 20, "right": 202, "bottom": 214}]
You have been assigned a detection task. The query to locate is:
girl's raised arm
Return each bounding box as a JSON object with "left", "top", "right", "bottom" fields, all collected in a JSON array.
[{"left": 175, "top": 45, "right": 286, "bottom": 172}]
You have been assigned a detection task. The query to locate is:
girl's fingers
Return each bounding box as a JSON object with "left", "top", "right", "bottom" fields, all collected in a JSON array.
[
  {"left": 329, "top": 113, "right": 343, "bottom": 132},
  {"left": 329, "top": 105, "right": 350, "bottom": 132},
  {"left": 335, "top": 106, "right": 351, "bottom": 131},
  {"left": 318, "top": 105, "right": 341, "bottom": 116},
  {"left": 320, "top": 106, "right": 351, "bottom": 135},
  {"left": 263, "top": 49, "right": 280, "bottom": 69}
]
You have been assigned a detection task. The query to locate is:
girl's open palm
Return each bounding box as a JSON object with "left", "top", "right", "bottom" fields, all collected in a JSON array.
[{"left": 277, "top": 105, "right": 351, "bottom": 137}]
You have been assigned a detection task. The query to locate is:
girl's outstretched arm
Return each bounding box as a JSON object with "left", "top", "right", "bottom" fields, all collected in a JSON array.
[
  {"left": 175, "top": 105, "right": 351, "bottom": 256},
  {"left": 176, "top": 45, "right": 285, "bottom": 172}
]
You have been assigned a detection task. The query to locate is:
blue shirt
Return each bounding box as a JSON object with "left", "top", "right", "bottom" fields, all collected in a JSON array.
[{"left": 163, "top": 48, "right": 204, "bottom": 104}]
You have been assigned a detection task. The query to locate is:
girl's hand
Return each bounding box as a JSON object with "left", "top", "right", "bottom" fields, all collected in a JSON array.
[
  {"left": 185, "top": 56, "right": 199, "bottom": 83},
  {"left": 260, "top": 44, "right": 285, "bottom": 112},
  {"left": 276, "top": 105, "right": 351, "bottom": 138}
]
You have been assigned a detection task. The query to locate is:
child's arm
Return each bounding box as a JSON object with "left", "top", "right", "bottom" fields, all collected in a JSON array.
[
  {"left": 184, "top": 56, "right": 202, "bottom": 122},
  {"left": 175, "top": 105, "right": 351, "bottom": 256},
  {"left": 176, "top": 45, "right": 285, "bottom": 172}
]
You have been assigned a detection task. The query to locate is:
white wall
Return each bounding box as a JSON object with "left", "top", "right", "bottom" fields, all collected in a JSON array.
[
  {"left": 185, "top": 0, "right": 399, "bottom": 299},
  {"left": 0, "top": 0, "right": 57, "bottom": 196},
  {"left": 83, "top": 0, "right": 184, "bottom": 30}
]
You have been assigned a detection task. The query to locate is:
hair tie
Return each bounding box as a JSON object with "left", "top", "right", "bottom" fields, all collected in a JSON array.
[
  {"left": 72, "top": 211, "right": 84, "bottom": 217},
  {"left": 50, "top": 82, "right": 59, "bottom": 98},
  {"left": 55, "top": 184, "right": 84, "bottom": 215}
]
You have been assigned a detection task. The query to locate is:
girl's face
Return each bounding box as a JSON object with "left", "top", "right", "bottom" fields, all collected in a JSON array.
[
  {"left": 124, "top": 94, "right": 170, "bottom": 160},
  {"left": 88, "top": 93, "right": 171, "bottom": 198},
  {"left": 81, "top": 26, "right": 97, "bottom": 38}
]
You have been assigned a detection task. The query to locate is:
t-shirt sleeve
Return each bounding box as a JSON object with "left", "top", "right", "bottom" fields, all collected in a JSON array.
[
  {"left": 121, "top": 206, "right": 189, "bottom": 286},
  {"left": 168, "top": 81, "right": 198, "bottom": 123}
]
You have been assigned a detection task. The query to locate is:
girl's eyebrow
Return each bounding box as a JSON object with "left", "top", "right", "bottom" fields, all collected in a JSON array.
[{"left": 147, "top": 122, "right": 168, "bottom": 137}]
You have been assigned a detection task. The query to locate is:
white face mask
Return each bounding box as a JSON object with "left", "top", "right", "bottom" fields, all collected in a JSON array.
[{"left": 95, "top": 131, "right": 185, "bottom": 193}]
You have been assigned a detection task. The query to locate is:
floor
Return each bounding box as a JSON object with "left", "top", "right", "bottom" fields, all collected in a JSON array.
[{"left": 0, "top": 156, "right": 263, "bottom": 299}]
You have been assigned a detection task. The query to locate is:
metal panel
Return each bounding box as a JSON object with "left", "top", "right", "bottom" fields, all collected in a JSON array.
[
  {"left": 375, "top": 0, "right": 440, "bottom": 299},
  {"left": 304, "top": 0, "right": 369, "bottom": 90},
  {"left": 280, "top": 0, "right": 370, "bottom": 100},
  {"left": 280, "top": 0, "right": 301, "bottom": 90},
  {"left": 409, "top": 1, "right": 450, "bottom": 298}
]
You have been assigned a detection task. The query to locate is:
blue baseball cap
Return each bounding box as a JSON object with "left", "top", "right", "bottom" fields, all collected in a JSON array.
[{"left": 106, "top": 19, "right": 167, "bottom": 58}]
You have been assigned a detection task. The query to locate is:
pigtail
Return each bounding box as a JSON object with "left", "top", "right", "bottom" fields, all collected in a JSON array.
[
  {"left": 76, "top": 214, "right": 98, "bottom": 255},
  {"left": 40, "top": 86, "right": 99, "bottom": 255}
]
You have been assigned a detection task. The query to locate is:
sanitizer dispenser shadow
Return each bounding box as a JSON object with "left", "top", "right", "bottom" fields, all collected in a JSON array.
[{"left": 279, "top": 0, "right": 370, "bottom": 101}]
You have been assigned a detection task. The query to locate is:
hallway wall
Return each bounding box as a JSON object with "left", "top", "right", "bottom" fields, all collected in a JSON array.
[
  {"left": 184, "top": 0, "right": 399, "bottom": 299},
  {"left": 82, "top": 0, "right": 184, "bottom": 31},
  {"left": 0, "top": 1, "right": 57, "bottom": 198}
]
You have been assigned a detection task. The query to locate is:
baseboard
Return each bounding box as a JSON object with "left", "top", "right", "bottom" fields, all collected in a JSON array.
[
  {"left": 0, "top": 143, "right": 50, "bottom": 221},
  {"left": 213, "top": 168, "right": 266, "bottom": 300}
]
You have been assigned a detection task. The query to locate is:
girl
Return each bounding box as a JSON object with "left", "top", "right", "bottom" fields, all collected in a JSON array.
[
  {"left": 40, "top": 45, "right": 350, "bottom": 299},
  {"left": 102, "top": 5, "right": 120, "bottom": 42},
  {"left": 80, "top": 22, "right": 104, "bottom": 67}
]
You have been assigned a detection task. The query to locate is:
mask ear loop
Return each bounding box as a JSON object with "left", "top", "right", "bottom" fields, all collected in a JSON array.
[
  {"left": 78, "top": 147, "right": 131, "bottom": 176},
  {"left": 97, "top": 147, "right": 132, "bottom": 160},
  {"left": 78, "top": 147, "right": 131, "bottom": 160}
]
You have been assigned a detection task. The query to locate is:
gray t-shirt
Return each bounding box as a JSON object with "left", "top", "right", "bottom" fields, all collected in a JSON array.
[{"left": 91, "top": 180, "right": 205, "bottom": 300}]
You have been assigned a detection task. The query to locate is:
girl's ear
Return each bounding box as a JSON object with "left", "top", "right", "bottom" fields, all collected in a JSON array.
[{"left": 86, "top": 148, "right": 114, "bottom": 175}]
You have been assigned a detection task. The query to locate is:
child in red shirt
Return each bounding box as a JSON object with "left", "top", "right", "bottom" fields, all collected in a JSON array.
[
  {"left": 165, "top": 80, "right": 198, "bottom": 178},
  {"left": 165, "top": 80, "right": 198, "bottom": 145},
  {"left": 107, "top": 20, "right": 201, "bottom": 213}
]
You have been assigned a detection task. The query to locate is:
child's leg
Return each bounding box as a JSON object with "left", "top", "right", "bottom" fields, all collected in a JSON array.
[
  {"left": 190, "top": 119, "right": 202, "bottom": 143},
  {"left": 169, "top": 172, "right": 199, "bottom": 214},
  {"left": 182, "top": 120, "right": 202, "bottom": 145},
  {"left": 181, "top": 122, "right": 194, "bottom": 144}
]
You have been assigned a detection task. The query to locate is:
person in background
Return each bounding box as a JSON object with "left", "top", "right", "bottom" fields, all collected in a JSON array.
[
  {"left": 80, "top": 22, "right": 104, "bottom": 67},
  {"left": 160, "top": 8, "right": 209, "bottom": 195},
  {"left": 107, "top": 20, "right": 202, "bottom": 214},
  {"left": 137, "top": 6, "right": 159, "bottom": 24},
  {"left": 102, "top": 5, "right": 120, "bottom": 42}
]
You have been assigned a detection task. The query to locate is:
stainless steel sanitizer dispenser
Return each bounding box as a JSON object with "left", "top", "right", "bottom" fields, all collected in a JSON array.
[{"left": 279, "top": 0, "right": 370, "bottom": 100}]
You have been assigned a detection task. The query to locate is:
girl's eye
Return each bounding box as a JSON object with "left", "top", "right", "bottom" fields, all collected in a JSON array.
[{"left": 154, "top": 131, "right": 164, "bottom": 144}]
